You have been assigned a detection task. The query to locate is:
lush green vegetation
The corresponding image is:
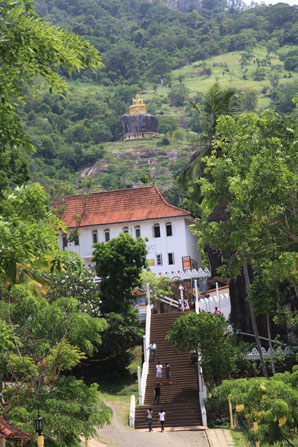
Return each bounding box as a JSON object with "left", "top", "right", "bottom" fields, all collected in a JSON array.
[
  {"left": 1, "top": 0, "right": 298, "bottom": 443},
  {"left": 167, "top": 312, "right": 248, "bottom": 387},
  {"left": 216, "top": 368, "right": 298, "bottom": 446},
  {"left": 12, "top": 0, "right": 296, "bottom": 197}
]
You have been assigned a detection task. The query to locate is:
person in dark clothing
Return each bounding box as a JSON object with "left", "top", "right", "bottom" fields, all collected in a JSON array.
[
  {"left": 154, "top": 382, "right": 161, "bottom": 404},
  {"left": 165, "top": 363, "right": 172, "bottom": 384}
]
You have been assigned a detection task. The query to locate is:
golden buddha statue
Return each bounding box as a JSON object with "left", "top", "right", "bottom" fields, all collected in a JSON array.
[{"left": 129, "top": 94, "right": 146, "bottom": 115}]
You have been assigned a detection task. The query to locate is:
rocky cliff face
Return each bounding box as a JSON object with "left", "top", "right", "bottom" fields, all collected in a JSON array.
[
  {"left": 122, "top": 113, "right": 158, "bottom": 136},
  {"left": 165, "top": 0, "right": 202, "bottom": 12}
]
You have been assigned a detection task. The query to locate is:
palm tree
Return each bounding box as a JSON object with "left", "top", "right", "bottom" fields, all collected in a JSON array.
[{"left": 179, "top": 82, "right": 238, "bottom": 187}]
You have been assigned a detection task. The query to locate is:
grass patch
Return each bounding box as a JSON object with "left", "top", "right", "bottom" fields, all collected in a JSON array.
[
  {"left": 230, "top": 429, "right": 251, "bottom": 447},
  {"left": 146, "top": 44, "right": 298, "bottom": 112},
  {"left": 98, "top": 346, "right": 141, "bottom": 425}
]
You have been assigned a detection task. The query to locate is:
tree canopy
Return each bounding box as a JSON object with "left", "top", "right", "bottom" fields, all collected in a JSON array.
[
  {"left": 167, "top": 311, "right": 245, "bottom": 387},
  {"left": 93, "top": 233, "right": 148, "bottom": 314},
  {"left": 191, "top": 108, "right": 298, "bottom": 376},
  {"left": 0, "top": 0, "right": 102, "bottom": 192}
]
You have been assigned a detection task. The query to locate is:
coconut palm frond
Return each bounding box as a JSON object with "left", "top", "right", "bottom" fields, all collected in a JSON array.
[{"left": 178, "top": 142, "right": 211, "bottom": 187}]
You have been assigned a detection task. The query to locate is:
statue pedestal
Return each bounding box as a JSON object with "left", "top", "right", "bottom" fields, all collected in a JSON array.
[{"left": 122, "top": 113, "right": 158, "bottom": 140}]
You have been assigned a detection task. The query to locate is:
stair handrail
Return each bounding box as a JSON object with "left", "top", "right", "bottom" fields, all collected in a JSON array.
[
  {"left": 138, "top": 303, "right": 151, "bottom": 405},
  {"left": 196, "top": 301, "right": 208, "bottom": 426},
  {"left": 159, "top": 295, "right": 179, "bottom": 308},
  {"left": 129, "top": 394, "right": 136, "bottom": 428}
]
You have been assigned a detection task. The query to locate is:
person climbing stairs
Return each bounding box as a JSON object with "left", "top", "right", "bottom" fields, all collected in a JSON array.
[{"left": 134, "top": 312, "right": 202, "bottom": 429}]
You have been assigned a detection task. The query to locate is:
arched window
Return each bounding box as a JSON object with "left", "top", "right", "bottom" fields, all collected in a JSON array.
[
  {"left": 123, "top": 226, "right": 129, "bottom": 234},
  {"left": 92, "top": 230, "right": 98, "bottom": 244},
  {"left": 153, "top": 223, "right": 160, "bottom": 238},
  {"left": 104, "top": 229, "right": 110, "bottom": 242},
  {"left": 166, "top": 222, "right": 172, "bottom": 237},
  {"left": 135, "top": 225, "right": 141, "bottom": 238}
]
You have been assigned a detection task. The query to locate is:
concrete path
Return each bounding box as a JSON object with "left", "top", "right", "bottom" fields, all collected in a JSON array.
[
  {"left": 83, "top": 402, "right": 234, "bottom": 447},
  {"left": 207, "top": 429, "right": 234, "bottom": 447}
]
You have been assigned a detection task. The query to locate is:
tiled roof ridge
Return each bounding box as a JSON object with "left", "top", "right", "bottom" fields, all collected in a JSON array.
[
  {"left": 0, "top": 418, "right": 29, "bottom": 439},
  {"left": 61, "top": 185, "right": 192, "bottom": 227},
  {"left": 63, "top": 185, "right": 190, "bottom": 216},
  {"left": 153, "top": 185, "right": 190, "bottom": 215},
  {"left": 63, "top": 184, "right": 156, "bottom": 200}
]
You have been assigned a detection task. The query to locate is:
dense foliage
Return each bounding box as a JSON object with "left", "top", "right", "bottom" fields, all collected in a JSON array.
[
  {"left": 14, "top": 0, "right": 296, "bottom": 196},
  {"left": 93, "top": 233, "right": 148, "bottom": 314},
  {"left": 0, "top": 184, "right": 111, "bottom": 446},
  {"left": 167, "top": 311, "right": 245, "bottom": 387},
  {"left": 0, "top": 0, "right": 102, "bottom": 194},
  {"left": 216, "top": 368, "right": 298, "bottom": 446},
  {"left": 85, "top": 234, "right": 147, "bottom": 377},
  {"left": 35, "top": 0, "right": 298, "bottom": 85},
  {"left": 0, "top": 2, "right": 113, "bottom": 444}
]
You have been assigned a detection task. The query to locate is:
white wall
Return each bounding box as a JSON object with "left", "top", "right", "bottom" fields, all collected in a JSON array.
[
  {"left": 59, "top": 216, "right": 201, "bottom": 274},
  {"left": 185, "top": 222, "right": 202, "bottom": 268}
]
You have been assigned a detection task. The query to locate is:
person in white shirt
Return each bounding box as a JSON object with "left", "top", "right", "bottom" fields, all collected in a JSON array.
[
  {"left": 158, "top": 409, "right": 165, "bottom": 432},
  {"left": 148, "top": 342, "right": 157, "bottom": 360},
  {"left": 156, "top": 362, "right": 163, "bottom": 378}
]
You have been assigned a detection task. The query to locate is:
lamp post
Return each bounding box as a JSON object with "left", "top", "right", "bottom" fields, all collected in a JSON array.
[{"left": 35, "top": 413, "right": 44, "bottom": 447}]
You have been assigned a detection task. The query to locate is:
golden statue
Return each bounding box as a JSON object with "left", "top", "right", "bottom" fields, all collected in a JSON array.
[{"left": 129, "top": 93, "right": 146, "bottom": 115}]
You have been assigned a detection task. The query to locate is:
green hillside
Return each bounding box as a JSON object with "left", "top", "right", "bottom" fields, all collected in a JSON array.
[{"left": 23, "top": 0, "right": 298, "bottom": 200}]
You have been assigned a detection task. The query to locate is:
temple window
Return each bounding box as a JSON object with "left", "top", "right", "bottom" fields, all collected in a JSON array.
[
  {"left": 74, "top": 235, "right": 79, "bottom": 246},
  {"left": 166, "top": 222, "right": 172, "bottom": 237},
  {"left": 168, "top": 253, "right": 175, "bottom": 265},
  {"left": 153, "top": 224, "right": 160, "bottom": 238},
  {"left": 156, "top": 254, "right": 163, "bottom": 266},
  {"left": 104, "top": 229, "right": 110, "bottom": 242},
  {"left": 92, "top": 230, "right": 98, "bottom": 244},
  {"left": 135, "top": 225, "right": 141, "bottom": 238},
  {"left": 123, "top": 226, "right": 129, "bottom": 234}
]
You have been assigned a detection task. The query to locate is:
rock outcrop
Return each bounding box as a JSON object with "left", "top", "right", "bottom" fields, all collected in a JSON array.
[{"left": 122, "top": 113, "right": 158, "bottom": 138}]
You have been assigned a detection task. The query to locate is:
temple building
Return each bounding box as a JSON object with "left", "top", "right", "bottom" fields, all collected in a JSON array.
[
  {"left": 122, "top": 94, "right": 158, "bottom": 140},
  {"left": 58, "top": 185, "right": 201, "bottom": 275}
]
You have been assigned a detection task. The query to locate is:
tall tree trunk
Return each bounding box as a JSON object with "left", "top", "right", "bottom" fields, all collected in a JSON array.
[
  {"left": 242, "top": 258, "right": 268, "bottom": 378},
  {"left": 266, "top": 311, "right": 275, "bottom": 375}
]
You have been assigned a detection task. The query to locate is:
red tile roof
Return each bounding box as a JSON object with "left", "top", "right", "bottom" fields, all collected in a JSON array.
[
  {"left": 0, "top": 418, "right": 29, "bottom": 439},
  {"left": 61, "top": 186, "right": 191, "bottom": 228}
]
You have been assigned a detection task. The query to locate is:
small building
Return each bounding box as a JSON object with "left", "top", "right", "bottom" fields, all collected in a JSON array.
[
  {"left": 59, "top": 185, "right": 201, "bottom": 275},
  {"left": 0, "top": 417, "right": 29, "bottom": 446}
]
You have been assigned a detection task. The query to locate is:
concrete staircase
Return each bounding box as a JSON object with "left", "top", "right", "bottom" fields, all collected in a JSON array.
[{"left": 135, "top": 312, "right": 202, "bottom": 429}]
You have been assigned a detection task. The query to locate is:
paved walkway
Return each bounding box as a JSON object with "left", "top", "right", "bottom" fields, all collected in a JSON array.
[
  {"left": 82, "top": 402, "right": 234, "bottom": 447},
  {"left": 207, "top": 429, "right": 234, "bottom": 447}
]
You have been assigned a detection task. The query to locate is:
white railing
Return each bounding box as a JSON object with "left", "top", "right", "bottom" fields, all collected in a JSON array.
[
  {"left": 159, "top": 295, "right": 179, "bottom": 308},
  {"left": 196, "top": 297, "right": 208, "bottom": 427},
  {"left": 198, "top": 353, "right": 207, "bottom": 427},
  {"left": 246, "top": 346, "right": 295, "bottom": 360},
  {"left": 155, "top": 268, "right": 211, "bottom": 280},
  {"left": 129, "top": 394, "right": 136, "bottom": 428},
  {"left": 137, "top": 303, "right": 151, "bottom": 405},
  {"left": 137, "top": 306, "right": 147, "bottom": 322},
  {"left": 198, "top": 293, "right": 231, "bottom": 320}
]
